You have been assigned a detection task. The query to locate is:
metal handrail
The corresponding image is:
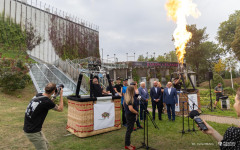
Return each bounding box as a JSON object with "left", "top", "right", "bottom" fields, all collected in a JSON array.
[
  {"left": 43, "top": 64, "right": 63, "bottom": 84},
  {"left": 35, "top": 64, "right": 51, "bottom": 83}
]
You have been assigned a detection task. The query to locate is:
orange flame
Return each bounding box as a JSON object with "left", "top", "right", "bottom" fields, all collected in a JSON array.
[{"left": 165, "top": 0, "right": 200, "bottom": 64}]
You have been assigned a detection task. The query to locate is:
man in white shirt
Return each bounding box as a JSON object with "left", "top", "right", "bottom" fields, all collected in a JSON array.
[
  {"left": 150, "top": 81, "right": 162, "bottom": 120},
  {"left": 163, "top": 82, "right": 178, "bottom": 121}
]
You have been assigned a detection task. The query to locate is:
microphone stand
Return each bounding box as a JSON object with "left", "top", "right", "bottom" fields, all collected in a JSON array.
[
  {"left": 137, "top": 98, "right": 159, "bottom": 150},
  {"left": 179, "top": 101, "right": 186, "bottom": 137},
  {"left": 187, "top": 102, "right": 191, "bottom": 132}
]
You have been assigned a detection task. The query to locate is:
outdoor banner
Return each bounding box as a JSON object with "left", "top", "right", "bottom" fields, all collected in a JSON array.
[
  {"left": 94, "top": 103, "right": 115, "bottom": 131},
  {"left": 188, "top": 94, "right": 198, "bottom": 111},
  {"left": 175, "top": 95, "right": 180, "bottom": 112}
]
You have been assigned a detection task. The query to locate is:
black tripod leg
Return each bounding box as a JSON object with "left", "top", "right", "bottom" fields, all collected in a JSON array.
[
  {"left": 147, "top": 113, "right": 149, "bottom": 149},
  {"left": 143, "top": 109, "right": 146, "bottom": 145},
  {"left": 215, "top": 101, "right": 224, "bottom": 112}
]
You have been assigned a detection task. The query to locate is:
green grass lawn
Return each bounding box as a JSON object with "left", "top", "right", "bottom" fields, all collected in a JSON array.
[
  {"left": 201, "top": 108, "right": 237, "bottom": 118},
  {"left": 0, "top": 83, "right": 235, "bottom": 150}
]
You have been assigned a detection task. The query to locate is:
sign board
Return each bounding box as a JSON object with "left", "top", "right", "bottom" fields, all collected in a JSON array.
[
  {"left": 188, "top": 94, "right": 198, "bottom": 111},
  {"left": 94, "top": 103, "right": 115, "bottom": 131},
  {"left": 175, "top": 95, "right": 180, "bottom": 112}
]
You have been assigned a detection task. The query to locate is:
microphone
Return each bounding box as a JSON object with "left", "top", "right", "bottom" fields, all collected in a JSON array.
[
  {"left": 137, "top": 95, "right": 142, "bottom": 101},
  {"left": 189, "top": 110, "right": 200, "bottom": 119},
  {"left": 189, "top": 110, "right": 208, "bottom": 131}
]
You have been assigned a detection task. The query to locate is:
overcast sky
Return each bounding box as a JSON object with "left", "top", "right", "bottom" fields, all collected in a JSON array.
[{"left": 46, "top": 0, "right": 240, "bottom": 62}]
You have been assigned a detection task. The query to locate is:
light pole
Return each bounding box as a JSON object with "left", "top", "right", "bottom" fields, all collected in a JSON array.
[
  {"left": 146, "top": 52, "right": 148, "bottom": 60},
  {"left": 126, "top": 53, "right": 128, "bottom": 62},
  {"left": 102, "top": 48, "right": 103, "bottom": 62},
  {"left": 114, "top": 54, "right": 116, "bottom": 62},
  {"left": 134, "top": 53, "right": 135, "bottom": 61},
  {"left": 153, "top": 52, "right": 155, "bottom": 60},
  {"left": 107, "top": 55, "right": 109, "bottom": 63}
]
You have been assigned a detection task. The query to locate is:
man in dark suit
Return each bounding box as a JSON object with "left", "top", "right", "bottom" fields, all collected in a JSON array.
[
  {"left": 163, "top": 82, "right": 178, "bottom": 121},
  {"left": 138, "top": 82, "right": 149, "bottom": 121},
  {"left": 150, "top": 81, "right": 162, "bottom": 120}
]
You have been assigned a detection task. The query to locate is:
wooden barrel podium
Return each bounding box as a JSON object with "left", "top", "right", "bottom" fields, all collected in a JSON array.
[{"left": 66, "top": 95, "right": 122, "bottom": 138}]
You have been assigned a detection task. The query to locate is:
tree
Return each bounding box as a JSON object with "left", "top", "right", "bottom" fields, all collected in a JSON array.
[
  {"left": 213, "top": 59, "right": 225, "bottom": 74},
  {"left": 224, "top": 56, "right": 238, "bottom": 88},
  {"left": 137, "top": 55, "right": 145, "bottom": 61},
  {"left": 217, "top": 10, "right": 240, "bottom": 60},
  {"left": 156, "top": 55, "right": 166, "bottom": 62},
  {"left": 211, "top": 73, "right": 225, "bottom": 89},
  {"left": 185, "top": 24, "right": 208, "bottom": 86},
  {"left": 231, "top": 22, "right": 240, "bottom": 60},
  {"left": 165, "top": 51, "right": 178, "bottom": 62},
  {"left": 184, "top": 25, "right": 223, "bottom": 86}
]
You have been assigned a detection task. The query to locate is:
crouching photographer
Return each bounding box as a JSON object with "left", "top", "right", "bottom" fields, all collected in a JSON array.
[
  {"left": 197, "top": 88, "right": 240, "bottom": 149},
  {"left": 23, "top": 83, "right": 64, "bottom": 150}
]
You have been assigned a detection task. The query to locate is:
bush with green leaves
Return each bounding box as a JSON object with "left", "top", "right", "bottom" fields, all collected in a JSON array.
[
  {"left": 211, "top": 73, "right": 225, "bottom": 88},
  {"left": 223, "top": 87, "right": 236, "bottom": 95},
  {"left": 234, "top": 83, "right": 240, "bottom": 91},
  {"left": 0, "top": 58, "right": 30, "bottom": 92}
]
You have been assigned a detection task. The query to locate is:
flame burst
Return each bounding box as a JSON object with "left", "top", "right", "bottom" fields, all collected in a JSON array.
[{"left": 165, "top": 0, "right": 200, "bottom": 64}]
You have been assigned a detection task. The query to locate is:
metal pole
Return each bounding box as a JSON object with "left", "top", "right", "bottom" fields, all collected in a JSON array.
[
  {"left": 47, "top": 5, "right": 50, "bottom": 63},
  {"left": 31, "top": 0, "right": 33, "bottom": 57},
  {"left": 3, "top": 0, "right": 5, "bottom": 22},
  {"left": 134, "top": 53, "right": 135, "bottom": 61},
  {"left": 102, "top": 48, "right": 103, "bottom": 62},
  {"left": 14, "top": 0, "right": 17, "bottom": 24},
  {"left": 20, "top": 0, "right": 22, "bottom": 26},
  {"left": 114, "top": 54, "right": 116, "bottom": 62},
  {"left": 10, "top": 0, "right": 11, "bottom": 25},
  {"left": 126, "top": 53, "right": 128, "bottom": 61},
  {"left": 20, "top": 1, "right": 22, "bottom": 51},
  {"left": 55, "top": 7, "right": 57, "bottom": 62},
  {"left": 39, "top": 1, "right": 42, "bottom": 59},
  {"left": 25, "top": 0, "right": 28, "bottom": 53},
  {"left": 43, "top": 3, "right": 46, "bottom": 62},
  {"left": 51, "top": 6, "right": 54, "bottom": 63}
]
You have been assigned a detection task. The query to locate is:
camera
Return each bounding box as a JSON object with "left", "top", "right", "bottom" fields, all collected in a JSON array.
[
  {"left": 54, "top": 84, "right": 64, "bottom": 98},
  {"left": 189, "top": 110, "right": 208, "bottom": 131}
]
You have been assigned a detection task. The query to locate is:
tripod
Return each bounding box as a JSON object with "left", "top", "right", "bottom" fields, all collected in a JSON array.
[
  {"left": 181, "top": 92, "right": 203, "bottom": 133},
  {"left": 137, "top": 99, "right": 159, "bottom": 150},
  {"left": 179, "top": 101, "right": 186, "bottom": 137},
  {"left": 206, "top": 80, "right": 224, "bottom": 112}
]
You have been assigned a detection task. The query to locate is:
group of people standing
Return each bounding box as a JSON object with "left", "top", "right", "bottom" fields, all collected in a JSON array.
[{"left": 118, "top": 78, "right": 179, "bottom": 150}]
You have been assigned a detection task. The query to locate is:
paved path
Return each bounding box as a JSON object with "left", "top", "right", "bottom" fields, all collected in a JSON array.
[
  {"left": 148, "top": 108, "right": 240, "bottom": 126},
  {"left": 200, "top": 114, "right": 240, "bottom": 126}
]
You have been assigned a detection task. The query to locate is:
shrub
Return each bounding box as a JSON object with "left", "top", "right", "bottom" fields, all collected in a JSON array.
[
  {"left": 223, "top": 87, "right": 236, "bottom": 95},
  {"left": 211, "top": 73, "right": 225, "bottom": 88},
  {"left": 0, "top": 58, "right": 30, "bottom": 92},
  {"left": 132, "top": 68, "right": 140, "bottom": 83},
  {"left": 165, "top": 75, "right": 170, "bottom": 82},
  {"left": 234, "top": 83, "right": 240, "bottom": 91}
]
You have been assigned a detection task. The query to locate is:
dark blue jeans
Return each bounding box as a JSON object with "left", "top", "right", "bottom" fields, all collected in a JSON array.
[
  {"left": 166, "top": 104, "right": 175, "bottom": 121},
  {"left": 140, "top": 102, "right": 148, "bottom": 120}
]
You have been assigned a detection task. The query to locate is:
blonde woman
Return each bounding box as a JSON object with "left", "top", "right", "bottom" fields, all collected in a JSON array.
[
  {"left": 130, "top": 82, "right": 143, "bottom": 130},
  {"left": 124, "top": 86, "right": 138, "bottom": 150}
]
